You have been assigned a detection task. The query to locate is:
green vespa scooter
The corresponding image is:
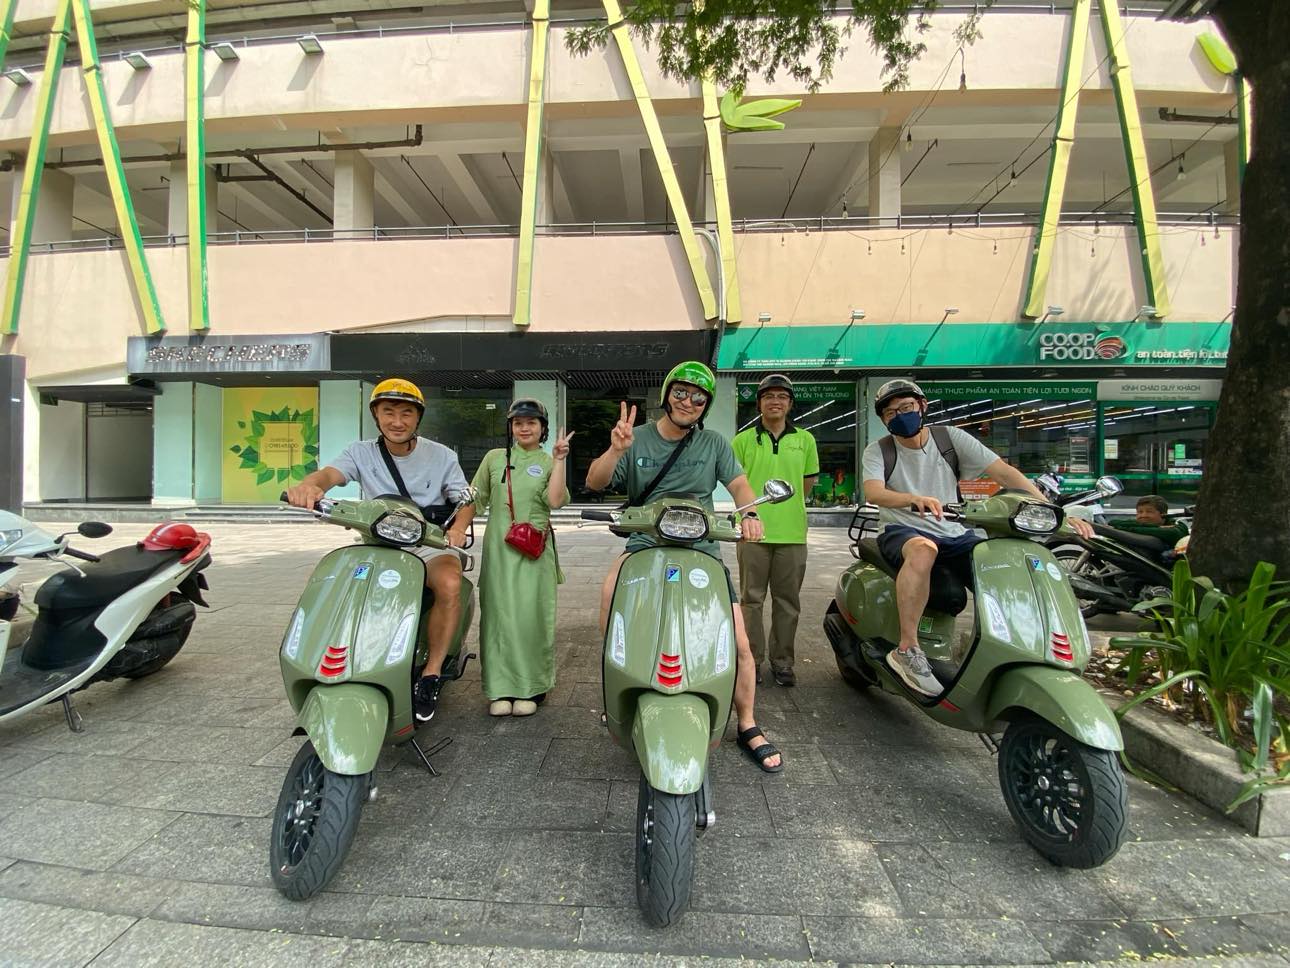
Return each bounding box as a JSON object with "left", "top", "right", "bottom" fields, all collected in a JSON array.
[
  {"left": 823, "top": 491, "right": 1127, "bottom": 869},
  {"left": 583, "top": 479, "right": 794, "bottom": 927},
  {"left": 270, "top": 493, "right": 475, "bottom": 900}
]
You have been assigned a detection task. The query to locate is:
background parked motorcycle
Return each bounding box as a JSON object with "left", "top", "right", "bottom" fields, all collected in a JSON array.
[{"left": 0, "top": 512, "right": 212, "bottom": 731}]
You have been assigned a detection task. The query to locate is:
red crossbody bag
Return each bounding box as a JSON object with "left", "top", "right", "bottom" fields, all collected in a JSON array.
[{"left": 504, "top": 458, "right": 547, "bottom": 559}]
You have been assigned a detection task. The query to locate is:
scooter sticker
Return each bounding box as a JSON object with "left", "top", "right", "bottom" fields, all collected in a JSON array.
[
  {"left": 353, "top": 564, "right": 372, "bottom": 580},
  {"left": 688, "top": 570, "right": 710, "bottom": 590},
  {"left": 1026, "top": 554, "right": 1044, "bottom": 572},
  {"left": 665, "top": 565, "right": 681, "bottom": 583},
  {"left": 1046, "top": 562, "right": 1064, "bottom": 581},
  {"left": 377, "top": 569, "right": 401, "bottom": 589},
  {"left": 526, "top": 464, "right": 543, "bottom": 478}
]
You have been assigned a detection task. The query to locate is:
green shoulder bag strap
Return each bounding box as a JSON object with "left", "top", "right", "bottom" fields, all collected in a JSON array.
[{"left": 880, "top": 425, "right": 962, "bottom": 502}]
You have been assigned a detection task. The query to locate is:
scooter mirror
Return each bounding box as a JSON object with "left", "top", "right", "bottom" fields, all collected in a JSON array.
[
  {"left": 77, "top": 521, "right": 113, "bottom": 539},
  {"left": 763, "top": 479, "right": 795, "bottom": 503},
  {"left": 1095, "top": 476, "right": 1124, "bottom": 497}
]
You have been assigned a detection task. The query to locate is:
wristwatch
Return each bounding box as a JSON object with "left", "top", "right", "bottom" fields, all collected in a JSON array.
[{"left": 743, "top": 511, "right": 759, "bottom": 519}]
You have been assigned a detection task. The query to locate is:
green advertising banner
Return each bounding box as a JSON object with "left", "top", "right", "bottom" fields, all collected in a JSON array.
[
  {"left": 222, "top": 387, "right": 320, "bottom": 503},
  {"left": 921, "top": 381, "right": 1096, "bottom": 400},
  {"left": 737, "top": 381, "right": 853, "bottom": 403}
]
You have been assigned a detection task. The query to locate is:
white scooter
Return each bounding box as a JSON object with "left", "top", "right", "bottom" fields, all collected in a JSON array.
[{"left": 0, "top": 511, "right": 213, "bottom": 731}]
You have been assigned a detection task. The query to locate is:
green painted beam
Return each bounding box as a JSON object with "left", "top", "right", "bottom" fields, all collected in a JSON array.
[
  {"left": 702, "top": 79, "right": 741, "bottom": 324},
  {"left": 1022, "top": 0, "right": 1090, "bottom": 319},
  {"left": 513, "top": 0, "right": 549, "bottom": 328},
  {"left": 1098, "top": 0, "right": 1171, "bottom": 318},
  {"left": 1236, "top": 75, "right": 1250, "bottom": 185},
  {"left": 185, "top": 0, "right": 209, "bottom": 330},
  {"left": 0, "top": 0, "right": 19, "bottom": 65},
  {"left": 71, "top": 0, "right": 167, "bottom": 333},
  {"left": 602, "top": 0, "right": 716, "bottom": 320},
  {"left": 2, "top": 0, "right": 72, "bottom": 336}
]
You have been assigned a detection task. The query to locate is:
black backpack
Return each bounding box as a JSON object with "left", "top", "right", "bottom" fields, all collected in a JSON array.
[{"left": 879, "top": 425, "right": 962, "bottom": 502}]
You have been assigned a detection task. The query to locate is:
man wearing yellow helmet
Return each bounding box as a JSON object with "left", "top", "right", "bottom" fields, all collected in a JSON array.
[
  {"left": 286, "top": 377, "right": 473, "bottom": 723},
  {"left": 585, "top": 361, "right": 785, "bottom": 773}
]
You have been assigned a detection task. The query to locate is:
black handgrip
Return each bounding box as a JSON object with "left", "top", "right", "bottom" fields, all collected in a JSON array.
[
  {"left": 581, "top": 510, "right": 615, "bottom": 522},
  {"left": 64, "top": 547, "right": 101, "bottom": 563},
  {"left": 279, "top": 491, "right": 289, "bottom": 503}
]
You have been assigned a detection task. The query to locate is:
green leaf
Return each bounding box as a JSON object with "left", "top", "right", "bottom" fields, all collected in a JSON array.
[
  {"left": 228, "top": 445, "right": 242, "bottom": 454},
  {"left": 1252, "top": 681, "right": 1275, "bottom": 771},
  {"left": 276, "top": 467, "right": 289, "bottom": 483},
  {"left": 237, "top": 421, "right": 246, "bottom": 429},
  {"left": 303, "top": 444, "right": 319, "bottom": 457},
  {"left": 1113, "top": 670, "right": 1205, "bottom": 719},
  {"left": 720, "top": 91, "right": 801, "bottom": 131},
  {"left": 1197, "top": 31, "right": 1238, "bottom": 76},
  {"left": 251, "top": 421, "right": 265, "bottom": 437},
  {"left": 304, "top": 460, "right": 319, "bottom": 474},
  {"left": 256, "top": 468, "right": 275, "bottom": 485},
  {"left": 290, "top": 464, "right": 307, "bottom": 481},
  {"left": 251, "top": 410, "right": 271, "bottom": 423}
]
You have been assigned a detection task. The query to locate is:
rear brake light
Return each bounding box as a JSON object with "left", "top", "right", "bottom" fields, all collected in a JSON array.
[
  {"left": 657, "top": 651, "right": 683, "bottom": 688},
  {"left": 318, "top": 644, "right": 348, "bottom": 678}
]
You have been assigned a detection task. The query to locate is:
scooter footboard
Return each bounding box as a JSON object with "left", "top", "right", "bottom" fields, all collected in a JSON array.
[
  {"left": 632, "top": 692, "right": 711, "bottom": 795},
  {"left": 297, "top": 684, "right": 389, "bottom": 775},
  {"left": 986, "top": 666, "right": 1123, "bottom": 751}
]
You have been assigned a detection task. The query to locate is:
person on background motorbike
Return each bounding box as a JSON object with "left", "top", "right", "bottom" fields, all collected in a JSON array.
[
  {"left": 732, "top": 374, "right": 819, "bottom": 687},
  {"left": 861, "top": 379, "right": 1095, "bottom": 696},
  {"left": 285, "top": 378, "right": 474, "bottom": 724},
  {"left": 470, "top": 399, "right": 573, "bottom": 718},
  {"left": 1107, "top": 495, "right": 1189, "bottom": 562},
  {"left": 585, "top": 361, "right": 784, "bottom": 773}
]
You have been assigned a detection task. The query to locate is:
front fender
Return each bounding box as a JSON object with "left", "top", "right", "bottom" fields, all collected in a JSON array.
[
  {"left": 631, "top": 692, "right": 711, "bottom": 795},
  {"left": 986, "top": 665, "right": 1123, "bottom": 751},
  {"left": 297, "top": 684, "right": 389, "bottom": 775}
]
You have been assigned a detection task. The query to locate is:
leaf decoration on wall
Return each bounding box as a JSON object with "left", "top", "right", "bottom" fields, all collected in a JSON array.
[
  {"left": 719, "top": 92, "right": 801, "bottom": 132},
  {"left": 229, "top": 406, "right": 320, "bottom": 483}
]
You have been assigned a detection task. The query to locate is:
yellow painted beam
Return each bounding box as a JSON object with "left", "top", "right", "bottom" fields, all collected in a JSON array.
[
  {"left": 702, "top": 79, "right": 741, "bottom": 324},
  {"left": 602, "top": 0, "right": 716, "bottom": 320},
  {"left": 1099, "top": 0, "right": 1170, "bottom": 318},
  {"left": 2, "top": 0, "right": 72, "bottom": 336},
  {"left": 1023, "top": 0, "right": 1090, "bottom": 319},
  {"left": 513, "top": 0, "right": 550, "bottom": 327},
  {"left": 185, "top": 0, "right": 209, "bottom": 330},
  {"left": 1237, "top": 75, "right": 1251, "bottom": 184}
]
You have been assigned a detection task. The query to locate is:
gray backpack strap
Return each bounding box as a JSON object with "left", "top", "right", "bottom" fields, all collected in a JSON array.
[
  {"left": 879, "top": 435, "right": 897, "bottom": 485},
  {"left": 928, "top": 425, "right": 963, "bottom": 502}
]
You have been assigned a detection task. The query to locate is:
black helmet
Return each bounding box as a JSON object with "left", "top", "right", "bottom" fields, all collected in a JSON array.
[
  {"left": 873, "top": 378, "right": 926, "bottom": 416},
  {"left": 756, "top": 373, "right": 794, "bottom": 402},
  {"left": 506, "top": 397, "right": 549, "bottom": 443}
]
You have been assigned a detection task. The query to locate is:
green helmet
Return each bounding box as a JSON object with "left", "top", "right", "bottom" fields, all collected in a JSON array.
[{"left": 660, "top": 360, "right": 717, "bottom": 407}]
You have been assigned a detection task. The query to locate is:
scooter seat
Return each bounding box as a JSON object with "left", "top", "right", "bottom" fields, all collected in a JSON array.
[
  {"left": 856, "top": 538, "right": 970, "bottom": 616},
  {"left": 856, "top": 538, "right": 898, "bottom": 578},
  {"left": 1095, "top": 524, "right": 1168, "bottom": 556},
  {"left": 35, "top": 546, "right": 185, "bottom": 611}
]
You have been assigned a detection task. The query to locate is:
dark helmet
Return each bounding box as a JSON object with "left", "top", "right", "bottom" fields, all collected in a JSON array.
[
  {"left": 506, "top": 397, "right": 549, "bottom": 443},
  {"left": 873, "top": 378, "right": 926, "bottom": 416},
  {"left": 756, "top": 373, "right": 794, "bottom": 403}
]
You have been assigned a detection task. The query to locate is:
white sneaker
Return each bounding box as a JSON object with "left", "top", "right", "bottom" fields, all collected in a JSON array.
[
  {"left": 488, "top": 700, "right": 513, "bottom": 717},
  {"left": 511, "top": 699, "right": 538, "bottom": 717},
  {"left": 886, "top": 646, "right": 943, "bottom": 696}
]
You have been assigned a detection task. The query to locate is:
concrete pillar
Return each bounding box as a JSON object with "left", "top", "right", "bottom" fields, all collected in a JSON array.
[
  {"left": 708, "top": 375, "right": 738, "bottom": 508},
  {"left": 512, "top": 378, "right": 566, "bottom": 456},
  {"left": 334, "top": 151, "right": 375, "bottom": 233},
  {"left": 168, "top": 160, "right": 219, "bottom": 237},
  {"left": 193, "top": 382, "right": 222, "bottom": 503},
  {"left": 153, "top": 382, "right": 195, "bottom": 506},
  {"left": 0, "top": 356, "right": 23, "bottom": 512},
  {"left": 867, "top": 127, "right": 902, "bottom": 223},
  {"left": 22, "top": 381, "right": 40, "bottom": 507},
  {"left": 1222, "top": 138, "right": 1241, "bottom": 215},
  {"left": 320, "top": 379, "right": 365, "bottom": 498},
  {"left": 25, "top": 166, "right": 74, "bottom": 243}
]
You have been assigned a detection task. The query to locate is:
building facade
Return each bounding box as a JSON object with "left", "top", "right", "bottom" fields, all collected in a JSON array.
[{"left": 0, "top": 0, "right": 1241, "bottom": 509}]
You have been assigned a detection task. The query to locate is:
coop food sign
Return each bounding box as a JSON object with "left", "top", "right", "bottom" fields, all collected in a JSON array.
[{"left": 1038, "top": 333, "right": 1128, "bottom": 361}]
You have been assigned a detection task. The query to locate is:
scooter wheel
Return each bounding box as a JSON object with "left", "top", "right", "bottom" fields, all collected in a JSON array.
[
  {"left": 998, "top": 717, "right": 1127, "bottom": 869},
  {"left": 635, "top": 774, "right": 696, "bottom": 927},
  {"left": 270, "top": 741, "right": 368, "bottom": 900}
]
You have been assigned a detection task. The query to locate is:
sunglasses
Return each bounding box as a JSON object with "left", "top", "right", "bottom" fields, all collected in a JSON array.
[{"left": 669, "top": 386, "right": 710, "bottom": 406}]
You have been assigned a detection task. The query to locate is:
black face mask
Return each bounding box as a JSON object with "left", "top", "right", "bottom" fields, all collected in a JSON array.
[{"left": 885, "top": 410, "right": 924, "bottom": 438}]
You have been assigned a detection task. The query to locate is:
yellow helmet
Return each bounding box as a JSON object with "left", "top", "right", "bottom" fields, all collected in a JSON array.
[{"left": 369, "top": 378, "right": 425, "bottom": 415}]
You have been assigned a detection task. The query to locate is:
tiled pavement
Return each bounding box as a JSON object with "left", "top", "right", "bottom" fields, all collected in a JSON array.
[{"left": 0, "top": 520, "right": 1287, "bottom": 967}]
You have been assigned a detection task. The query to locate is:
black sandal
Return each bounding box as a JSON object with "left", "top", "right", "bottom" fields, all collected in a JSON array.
[{"left": 736, "top": 725, "right": 784, "bottom": 774}]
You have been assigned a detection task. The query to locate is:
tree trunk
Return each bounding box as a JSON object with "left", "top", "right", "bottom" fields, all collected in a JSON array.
[{"left": 1188, "top": 0, "right": 1290, "bottom": 589}]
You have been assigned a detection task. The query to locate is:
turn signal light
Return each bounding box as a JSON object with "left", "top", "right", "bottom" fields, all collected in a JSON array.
[
  {"left": 319, "top": 644, "right": 348, "bottom": 678},
  {"left": 657, "top": 652, "right": 683, "bottom": 688},
  {"left": 1051, "top": 632, "right": 1074, "bottom": 663}
]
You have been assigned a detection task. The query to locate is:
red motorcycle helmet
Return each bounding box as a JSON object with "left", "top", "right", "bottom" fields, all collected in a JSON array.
[{"left": 139, "top": 522, "right": 203, "bottom": 553}]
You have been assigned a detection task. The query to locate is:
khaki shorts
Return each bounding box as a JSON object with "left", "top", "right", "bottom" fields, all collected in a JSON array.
[{"left": 408, "top": 545, "right": 463, "bottom": 567}]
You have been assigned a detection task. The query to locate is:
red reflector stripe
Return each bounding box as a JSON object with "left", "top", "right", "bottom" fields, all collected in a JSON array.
[
  {"left": 938, "top": 699, "right": 960, "bottom": 712},
  {"left": 318, "top": 645, "right": 348, "bottom": 678},
  {"left": 657, "top": 673, "right": 683, "bottom": 687}
]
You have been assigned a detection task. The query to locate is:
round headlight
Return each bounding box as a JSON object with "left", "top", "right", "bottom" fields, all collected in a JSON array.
[
  {"left": 658, "top": 508, "right": 708, "bottom": 542},
  {"left": 373, "top": 512, "right": 425, "bottom": 546},
  {"left": 1012, "top": 502, "right": 1061, "bottom": 534}
]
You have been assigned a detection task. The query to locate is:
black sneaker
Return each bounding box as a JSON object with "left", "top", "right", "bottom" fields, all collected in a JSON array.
[{"left": 414, "top": 675, "right": 443, "bottom": 723}]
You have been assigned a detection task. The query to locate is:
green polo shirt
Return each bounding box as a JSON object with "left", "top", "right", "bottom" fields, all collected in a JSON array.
[{"left": 732, "top": 421, "right": 819, "bottom": 544}]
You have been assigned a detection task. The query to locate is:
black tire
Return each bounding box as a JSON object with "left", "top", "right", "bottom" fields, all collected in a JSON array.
[
  {"left": 835, "top": 652, "right": 875, "bottom": 691},
  {"left": 270, "top": 742, "right": 368, "bottom": 900},
  {"left": 635, "top": 774, "right": 696, "bottom": 927},
  {"left": 1051, "top": 546, "right": 1105, "bottom": 619},
  {"left": 998, "top": 717, "right": 1127, "bottom": 869}
]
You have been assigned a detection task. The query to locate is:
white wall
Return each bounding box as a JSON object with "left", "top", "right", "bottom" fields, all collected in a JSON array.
[
  {"left": 87, "top": 411, "right": 152, "bottom": 499},
  {"left": 38, "top": 399, "right": 85, "bottom": 500}
]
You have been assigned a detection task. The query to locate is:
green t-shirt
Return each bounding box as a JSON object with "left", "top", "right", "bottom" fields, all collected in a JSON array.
[
  {"left": 610, "top": 422, "right": 743, "bottom": 554},
  {"left": 732, "top": 422, "right": 819, "bottom": 544}
]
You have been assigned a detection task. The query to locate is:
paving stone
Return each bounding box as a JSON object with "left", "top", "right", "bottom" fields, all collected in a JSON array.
[
  {"left": 490, "top": 704, "right": 606, "bottom": 739},
  {"left": 343, "top": 937, "right": 495, "bottom": 967},
  {"left": 89, "top": 917, "right": 354, "bottom": 967},
  {"left": 360, "top": 767, "right": 457, "bottom": 826},
  {"left": 113, "top": 724, "right": 287, "bottom": 766},
  {"left": 0, "top": 896, "right": 136, "bottom": 967},
  {"left": 328, "top": 826, "right": 510, "bottom": 900},
  {"left": 1124, "top": 773, "right": 1242, "bottom": 841},
  {"left": 1240, "top": 913, "right": 1290, "bottom": 955},
  {"left": 7, "top": 718, "right": 170, "bottom": 756},
  {"left": 0, "top": 744, "right": 52, "bottom": 780},
  {"left": 420, "top": 732, "right": 553, "bottom": 777},
  {"left": 0, "top": 792, "right": 179, "bottom": 870},
  {"left": 437, "top": 772, "right": 611, "bottom": 832},
  {"left": 152, "top": 880, "right": 386, "bottom": 936},
  {"left": 363, "top": 895, "right": 582, "bottom": 949},
  {"left": 0, "top": 751, "right": 175, "bottom": 802},
  {"left": 803, "top": 914, "right": 1048, "bottom": 965},
  {"left": 491, "top": 830, "right": 634, "bottom": 907},
  {"left": 1028, "top": 915, "right": 1287, "bottom": 963},
  {"left": 579, "top": 905, "right": 811, "bottom": 960},
  {"left": 113, "top": 813, "right": 272, "bottom": 888},
  {"left": 603, "top": 778, "right": 774, "bottom": 840},
  {"left": 540, "top": 735, "right": 639, "bottom": 780},
  {"left": 0, "top": 861, "right": 178, "bottom": 917},
  {"left": 126, "top": 694, "right": 284, "bottom": 729},
  {"left": 709, "top": 739, "right": 838, "bottom": 786},
  {"left": 693, "top": 835, "right": 902, "bottom": 917},
  {"left": 100, "top": 761, "right": 282, "bottom": 817},
  {"left": 764, "top": 780, "right": 957, "bottom": 842}
]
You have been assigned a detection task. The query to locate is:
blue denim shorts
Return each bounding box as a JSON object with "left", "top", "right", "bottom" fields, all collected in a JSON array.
[{"left": 877, "top": 526, "right": 984, "bottom": 572}]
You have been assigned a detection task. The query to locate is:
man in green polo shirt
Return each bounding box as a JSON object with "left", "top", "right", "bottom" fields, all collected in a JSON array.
[{"left": 733, "top": 374, "right": 819, "bottom": 686}]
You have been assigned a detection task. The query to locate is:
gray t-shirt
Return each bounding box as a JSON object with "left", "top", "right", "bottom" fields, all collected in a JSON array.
[
  {"left": 331, "top": 437, "right": 469, "bottom": 507},
  {"left": 861, "top": 425, "right": 999, "bottom": 538}
]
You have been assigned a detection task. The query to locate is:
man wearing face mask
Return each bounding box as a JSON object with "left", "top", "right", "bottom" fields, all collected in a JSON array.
[{"left": 861, "top": 379, "right": 1094, "bottom": 696}]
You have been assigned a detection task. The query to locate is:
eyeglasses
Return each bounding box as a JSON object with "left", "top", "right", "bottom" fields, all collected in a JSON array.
[
  {"left": 760, "top": 392, "right": 792, "bottom": 402},
  {"left": 881, "top": 401, "right": 921, "bottom": 421},
  {"left": 669, "top": 386, "right": 710, "bottom": 406}
]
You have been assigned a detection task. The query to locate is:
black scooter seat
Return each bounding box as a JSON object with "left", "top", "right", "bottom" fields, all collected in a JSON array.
[
  {"left": 1094, "top": 524, "right": 1168, "bottom": 556},
  {"left": 857, "top": 538, "right": 898, "bottom": 578},
  {"left": 855, "top": 538, "right": 970, "bottom": 616},
  {"left": 36, "top": 546, "right": 185, "bottom": 611}
]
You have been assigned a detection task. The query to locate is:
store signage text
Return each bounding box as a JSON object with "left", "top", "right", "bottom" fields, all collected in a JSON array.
[
  {"left": 1038, "top": 333, "right": 1128, "bottom": 361},
  {"left": 539, "top": 342, "right": 670, "bottom": 361},
  {"left": 738, "top": 382, "right": 853, "bottom": 403},
  {"left": 1131, "top": 348, "right": 1228, "bottom": 363},
  {"left": 145, "top": 343, "right": 313, "bottom": 365}
]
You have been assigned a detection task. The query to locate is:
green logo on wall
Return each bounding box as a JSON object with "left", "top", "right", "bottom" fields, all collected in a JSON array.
[{"left": 229, "top": 407, "right": 320, "bottom": 486}]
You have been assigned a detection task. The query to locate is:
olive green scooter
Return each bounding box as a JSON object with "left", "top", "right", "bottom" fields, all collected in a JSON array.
[
  {"left": 583, "top": 479, "right": 794, "bottom": 927},
  {"left": 823, "top": 491, "right": 1128, "bottom": 869},
  {"left": 270, "top": 494, "right": 475, "bottom": 900}
]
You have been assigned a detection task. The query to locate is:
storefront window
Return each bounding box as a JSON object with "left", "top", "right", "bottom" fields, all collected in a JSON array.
[
  {"left": 737, "top": 382, "right": 857, "bottom": 506},
  {"left": 1100, "top": 402, "right": 1214, "bottom": 505},
  {"left": 419, "top": 390, "right": 512, "bottom": 478}
]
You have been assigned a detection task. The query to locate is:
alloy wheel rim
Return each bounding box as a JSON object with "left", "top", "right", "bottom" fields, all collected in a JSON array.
[
  {"left": 279, "top": 754, "right": 325, "bottom": 870},
  {"left": 1005, "top": 731, "right": 1090, "bottom": 844}
]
